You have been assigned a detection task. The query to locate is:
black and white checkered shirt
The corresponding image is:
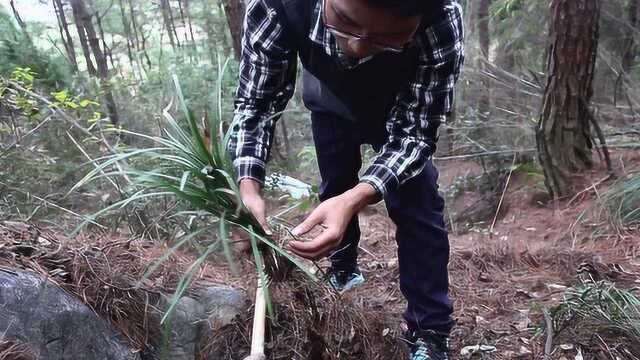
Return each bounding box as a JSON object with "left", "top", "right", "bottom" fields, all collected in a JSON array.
[{"left": 228, "top": 0, "right": 465, "bottom": 196}]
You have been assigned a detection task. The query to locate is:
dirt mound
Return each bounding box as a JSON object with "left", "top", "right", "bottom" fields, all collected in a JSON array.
[
  {"left": 0, "top": 222, "right": 406, "bottom": 359},
  {"left": 203, "top": 276, "right": 407, "bottom": 360}
]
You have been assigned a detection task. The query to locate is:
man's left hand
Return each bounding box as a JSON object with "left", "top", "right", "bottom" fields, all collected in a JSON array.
[{"left": 288, "top": 183, "right": 378, "bottom": 260}]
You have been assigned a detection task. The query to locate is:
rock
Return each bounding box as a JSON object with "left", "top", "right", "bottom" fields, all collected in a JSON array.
[
  {"left": 460, "top": 344, "right": 497, "bottom": 358},
  {"left": 517, "top": 346, "right": 532, "bottom": 358},
  {"left": 0, "top": 269, "right": 139, "bottom": 360},
  {"left": 159, "top": 295, "right": 205, "bottom": 360},
  {"left": 152, "top": 285, "right": 248, "bottom": 360},
  {"left": 197, "top": 285, "right": 248, "bottom": 329}
]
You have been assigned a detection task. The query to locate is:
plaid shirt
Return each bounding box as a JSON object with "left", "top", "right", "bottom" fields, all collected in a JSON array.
[{"left": 228, "top": 0, "right": 464, "bottom": 196}]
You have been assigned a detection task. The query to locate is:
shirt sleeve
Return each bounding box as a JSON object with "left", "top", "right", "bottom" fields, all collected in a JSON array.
[
  {"left": 227, "top": 0, "right": 297, "bottom": 185},
  {"left": 360, "top": 2, "right": 465, "bottom": 196}
]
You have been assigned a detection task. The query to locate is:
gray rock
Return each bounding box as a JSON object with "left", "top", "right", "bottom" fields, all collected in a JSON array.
[
  {"left": 158, "top": 295, "right": 205, "bottom": 360},
  {"left": 0, "top": 268, "right": 139, "bottom": 360},
  {"left": 152, "top": 285, "right": 247, "bottom": 360},
  {"left": 197, "top": 285, "right": 248, "bottom": 329}
]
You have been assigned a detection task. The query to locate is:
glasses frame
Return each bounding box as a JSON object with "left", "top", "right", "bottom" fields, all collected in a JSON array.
[{"left": 321, "top": 0, "right": 418, "bottom": 53}]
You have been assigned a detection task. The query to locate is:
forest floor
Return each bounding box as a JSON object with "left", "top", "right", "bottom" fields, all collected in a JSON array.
[
  {"left": 335, "top": 148, "right": 640, "bottom": 358},
  {"left": 208, "top": 147, "right": 640, "bottom": 359},
  {"left": 2, "top": 149, "right": 639, "bottom": 359}
]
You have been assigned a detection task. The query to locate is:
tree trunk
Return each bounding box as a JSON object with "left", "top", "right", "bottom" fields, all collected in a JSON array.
[
  {"left": 203, "top": 0, "right": 217, "bottom": 61},
  {"left": 536, "top": 0, "right": 601, "bottom": 197},
  {"left": 160, "top": 0, "right": 181, "bottom": 49},
  {"left": 183, "top": 0, "right": 197, "bottom": 46},
  {"left": 117, "top": 0, "right": 134, "bottom": 65},
  {"left": 222, "top": 0, "right": 246, "bottom": 60},
  {"left": 476, "top": 0, "right": 491, "bottom": 118},
  {"left": 9, "top": 0, "right": 30, "bottom": 41},
  {"left": 622, "top": 0, "right": 638, "bottom": 73},
  {"left": 182, "top": 0, "right": 198, "bottom": 58},
  {"left": 69, "top": 0, "right": 120, "bottom": 126},
  {"left": 477, "top": 0, "right": 491, "bottom": 58},
  {"left": 53, "top": 0, "right": 79, "bottom": 73},
  {"left": 94, "top": 11, "right": 116, "bottom": 70},
  {"left": 127, "top": 0, "right": 151, "bottom": 70},
  {"left": 70, "top": 0, "right": 97, "bottom": 76}
]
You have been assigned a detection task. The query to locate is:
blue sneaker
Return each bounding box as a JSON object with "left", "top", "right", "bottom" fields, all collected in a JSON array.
[
  {"left": 327, "top": 267, "right": 365, "bottom": 293},
  {"left": 407, "top": 331, "right": 450, "bottom": 360}
]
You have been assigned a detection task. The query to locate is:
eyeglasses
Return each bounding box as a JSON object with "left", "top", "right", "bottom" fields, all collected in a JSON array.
[{"left": 322, "top": 0, "right": 417, "bottom": 53}]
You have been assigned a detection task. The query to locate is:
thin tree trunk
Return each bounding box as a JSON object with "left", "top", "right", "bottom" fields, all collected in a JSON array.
[
  {"left": 476, "top": 0, "right": 491, "bottom": 118},
  {"left": 177, "top": 0, "right": 189, "bottom": 44},
  {"left": 95, "top": 11, "right": 116, "bottom": 70},
  {"left": 183, "top": 0, "right": 198, "bottom": 58},
  {"left": 183, "top": 0, "right": 197, "bottom": 46},
  {"left": 160, "top": 0, "right": 176, "bottom": 49},
  {"left": 222, "top": 0, "right": 246, "bottom": 60},
  {"left": 128, "top": 0, "right": 141, "bottom": 53},
  {"left": 117, "top": 0, "right": 134, "bottom": 65},
  {"left": 9, "top": 0, "right": 30, "bottom": 40},
  {"left": 70, "top": 0, "right": 97, "bottom": 76},
  {"left": 536, "top": 0, "right": 601, "bottom": 197},
  {"left": 279, "top": 118, "right": 291, "bottom": 159},
  {"left": 204, "top": 0, "right": 224, "bottom": 61},
  {"left": 69, "top": 0, "right": 120, "bottom": 126},
  {"left": 127, "top": 0, "right": 151, "bottom": 70},
  {"left": 167, "top": 0, "right": 181, "bottom": 48},
  {"left": 53, "top": 0, "right": 79, "bottom": 73},
  {"left": 177, "top": 0, "right": 196, "bottom": 62},
  {"left": 139, "top": 26, "right": 152, "bottom": 70},
  {"left": 622, "top": 0, "right": 638, "bottom": 73},
  {"left": 160, "top": 0, "right": 181, "bottom": 49},
  {"left": 477, "top": 0, "right": 491, "bottom": 58}
]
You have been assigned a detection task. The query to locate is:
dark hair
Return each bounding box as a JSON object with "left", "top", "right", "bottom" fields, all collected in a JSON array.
[{"left": 366, "top": 0, "right": 445, "bottom": 17}]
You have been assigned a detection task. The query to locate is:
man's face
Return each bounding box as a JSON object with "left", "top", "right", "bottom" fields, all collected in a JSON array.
[{"left": 323, "top": 0, "right": 422, "bottom": 59}]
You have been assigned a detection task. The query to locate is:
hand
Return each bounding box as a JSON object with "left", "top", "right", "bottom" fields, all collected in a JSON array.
[
  {"left": 288, "top": 183, "right": 378, "bottom": 260},
  {"left": 239, "top": 178, "right": 272, "bottom": 236}
]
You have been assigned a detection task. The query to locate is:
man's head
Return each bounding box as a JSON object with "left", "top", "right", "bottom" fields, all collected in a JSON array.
[{"left": 323, "top": 0, "right": 424, "bottom": 59}]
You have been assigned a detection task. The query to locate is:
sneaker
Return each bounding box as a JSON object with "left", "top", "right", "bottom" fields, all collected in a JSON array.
[
  {"left": 407, "top": 331, "right": 450, "bottom": 360},
  {"left": 327, "top": 267, "right": 365, "bottom": 293}
]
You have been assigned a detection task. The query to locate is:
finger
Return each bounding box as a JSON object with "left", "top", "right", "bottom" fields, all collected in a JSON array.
[
  {"left": 289, "top": 229, "right": 339, "bottom": 254},
  {"left": 251, "top": 207, "right": 273, "bottom": 237},
  {"left": 291, "top": 211, "right": 322, "bottom": 236},
  {"left": 257, "top": 217, "right": 273, "bottom": 236},
  {"left": 287, "top": 243, "right": 327, "bottom": 261},
  {"left": 290, "top": 249, "right": 327, "bottom": 261},
  {"left": 245, "top": 201, "right": 273, "bottom": 236}
]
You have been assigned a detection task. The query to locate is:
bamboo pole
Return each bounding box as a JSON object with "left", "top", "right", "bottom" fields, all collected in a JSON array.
[{"left": 243, "top": 281, "right": 267, "bottom": 360}]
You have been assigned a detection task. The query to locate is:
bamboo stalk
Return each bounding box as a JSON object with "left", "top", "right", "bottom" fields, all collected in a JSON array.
[{"left": 243, "top": 280, "right": 267, "bottom": 360}]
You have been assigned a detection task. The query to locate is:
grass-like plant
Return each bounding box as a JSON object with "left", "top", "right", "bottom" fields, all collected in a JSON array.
[
  {"left": 552, "top": 281, "right": 640, "bottom": 356},
  {"left": 598, "top": 172, "right": 640, "bottom": 229},
  {"left": 69, "top": 65, "right": 314, "bottom": 325}
]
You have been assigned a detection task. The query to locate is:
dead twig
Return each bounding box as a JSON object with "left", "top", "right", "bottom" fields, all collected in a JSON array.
[
  {"left": 567, "top": 174, "right": 614, "bottom": 207},
  {"left": 489, "top": 154, "right": 517, "bottom": 237},
  {"left": 543, "top": 307, "right": 554, "bottom": 360}
]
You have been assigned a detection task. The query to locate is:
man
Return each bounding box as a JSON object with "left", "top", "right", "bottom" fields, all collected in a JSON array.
[{"left": 228, "top": 0, "right": 464, "bottom": 358}]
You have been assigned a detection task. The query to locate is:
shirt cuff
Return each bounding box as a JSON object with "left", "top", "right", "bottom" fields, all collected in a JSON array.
[
  {"left": 233, "top": 156, "right": 266, "bottom": 185},
  {"left": 360, "top": 164, "right": 400, "bottom": 198}
]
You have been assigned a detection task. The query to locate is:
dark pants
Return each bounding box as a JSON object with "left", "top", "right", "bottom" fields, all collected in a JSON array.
[{"left": 311, "top": 111, "right": 454, "bottom": 334}]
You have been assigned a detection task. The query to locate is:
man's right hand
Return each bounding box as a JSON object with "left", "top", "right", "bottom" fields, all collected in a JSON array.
[{"left": 239, "top": 179, "right": 272, "bottom": 236}]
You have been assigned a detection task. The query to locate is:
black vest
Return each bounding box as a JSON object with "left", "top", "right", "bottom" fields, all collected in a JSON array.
[{"left": 266, "top": 0, "right": 449, "bottom": 141}]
